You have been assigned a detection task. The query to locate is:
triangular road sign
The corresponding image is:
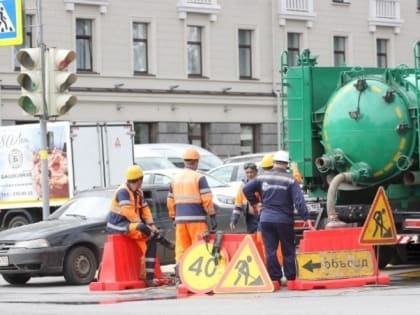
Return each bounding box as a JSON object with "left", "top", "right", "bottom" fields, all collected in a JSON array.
[
  {"left": 359, "top": 186, "right": 397, "bottom": 245},
  {"left": 213, "top": 235, "right": 274, "bottom": 293}
]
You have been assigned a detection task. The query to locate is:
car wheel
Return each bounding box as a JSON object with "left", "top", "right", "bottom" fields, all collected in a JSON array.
[
  {"left": 63, "top": 246, "right": 97, "bottom": 285},
  {"left": 8, "top": 215, "right": 30, "bottom": 228},
  {"left": 2, "top": 273, "right": 31, "bottom": 285}
]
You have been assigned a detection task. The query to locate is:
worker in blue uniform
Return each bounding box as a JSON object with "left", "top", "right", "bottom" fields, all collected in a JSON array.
[{"left": 243, "top": 150, "right": 314, "bottom": 284}]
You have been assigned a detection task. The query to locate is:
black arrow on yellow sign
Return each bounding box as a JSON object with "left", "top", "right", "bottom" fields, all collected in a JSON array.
[{"left": 303, "top": 260, "right": 321, "bottom": 272}]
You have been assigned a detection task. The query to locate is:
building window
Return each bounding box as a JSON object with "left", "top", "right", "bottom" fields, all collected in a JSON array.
[
  {"left": 134, "top": 122, "right": 157, "bottom": 143},
  {"left": 76, "top": 18, "right": 93, "bottom": 72},
  {"left": 418, "top": 0, "right": 420, "bottom": 10},
  {"left": 287, "top": 33, "right": 300, "bottom": 66},
  {"left": 333, "top": 36, "right": 346, "bottom": 66},
  {"left": 240, "top": 124, "right": 256, "bottom": 155},
  {"left": 377, "top": 38, "right": 388, "bottom": 67},
  {"left": 238, "top": 29, "right": 252, "bottom": 79},
  {"left": 187, "top": 26, "right": 202, "bottom": 76},
  {"left": 133, "top": 22, "right": 148, "bottom": 74},
  {"left": 14, "top": 14, "right": 34, "bottom": 70},
  {"left": 188, "top": 123, "right": 208, "bottom": 148}
]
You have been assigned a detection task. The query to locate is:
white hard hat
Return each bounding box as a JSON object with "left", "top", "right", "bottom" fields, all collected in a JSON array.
[{"left": 273, "top": 150, "right": 289, "bottom": 163}]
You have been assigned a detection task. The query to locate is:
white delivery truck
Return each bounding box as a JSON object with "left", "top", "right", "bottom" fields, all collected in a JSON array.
[{"left": 0, "top": 121, "right": 134, "bottom": 229}]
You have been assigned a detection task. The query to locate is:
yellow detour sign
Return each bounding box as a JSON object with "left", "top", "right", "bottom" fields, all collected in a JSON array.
[
  {"left": 213, "top": 235, "right": 274, "bottom": 293},
  {"left": 296, "top": 249, "right": 375, "bottom": 280},
  {"left": 179, "top": 240, "right": 229, "bottom": 294},
  {"left": 359, "top": 186, "right": 397, "bottom": 245}
]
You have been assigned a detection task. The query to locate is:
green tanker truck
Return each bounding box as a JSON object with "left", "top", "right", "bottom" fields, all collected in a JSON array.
[{"left": 281, "top": 42, "right": 420, "bottom": 268}]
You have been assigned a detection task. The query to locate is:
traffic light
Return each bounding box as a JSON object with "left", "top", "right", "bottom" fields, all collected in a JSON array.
[
  {"left": 16, "top": 48, "right": 43, "bottom": 115},
  {"left": 48, "top": 48, "right": 77, "bottom": 116}
]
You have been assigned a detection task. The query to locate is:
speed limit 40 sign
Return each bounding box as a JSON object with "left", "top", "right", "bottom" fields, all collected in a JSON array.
[{"left": 179, "top": 240, "right": 229, "bottom": 294}]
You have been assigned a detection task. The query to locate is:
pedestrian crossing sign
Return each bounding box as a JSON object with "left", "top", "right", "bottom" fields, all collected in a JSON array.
[
  {"left": 359, "top": 186, "right": 397, "bottom": 245},
  {"left": 213, "top": 235, "right": 274, "bottom": 293},
  {"left": 0, "top": 0, "right": 23, "bottom": 46}
]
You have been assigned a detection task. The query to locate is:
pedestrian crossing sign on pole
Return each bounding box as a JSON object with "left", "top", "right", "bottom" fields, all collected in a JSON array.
[
  {"left": 359, "top": 186, "right": 397, "bottom": 245},
  {"left": 0, "top": 0, "right": 23, "bottom": 46}
]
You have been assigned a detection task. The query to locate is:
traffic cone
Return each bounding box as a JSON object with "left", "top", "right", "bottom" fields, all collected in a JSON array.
[
  {"left": 154, "top": 256, "right": 175, "bottom": 286},
  {"left": 89, "top": 234, "right": 146, "bottom": 291}
]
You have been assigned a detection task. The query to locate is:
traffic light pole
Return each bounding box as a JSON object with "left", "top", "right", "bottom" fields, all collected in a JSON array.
[{"left": 37, "top": 0, "right": 50, "bottom": 220}]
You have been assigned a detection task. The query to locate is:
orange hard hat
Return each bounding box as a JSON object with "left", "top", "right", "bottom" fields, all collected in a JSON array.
[{"left": 182, "top": 148, "right": 200, "bottom": 160}]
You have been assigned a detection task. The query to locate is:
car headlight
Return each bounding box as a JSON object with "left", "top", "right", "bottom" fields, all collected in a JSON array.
[
  {"left": 215, "top": 195, "right": 235, "bottom": 205},
  {"left": 13, "top": 239, "right": 50, "bottom": 249}
]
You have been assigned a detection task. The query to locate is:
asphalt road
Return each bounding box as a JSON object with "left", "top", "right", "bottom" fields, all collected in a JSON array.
[{"left": 0, "top": 264, "right": 419, "bottom": 315}]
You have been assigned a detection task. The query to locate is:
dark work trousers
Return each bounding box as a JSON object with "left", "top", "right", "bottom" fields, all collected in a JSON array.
[
  {"left": 245, "top": 213, "right": 259, "bottom": 233},
  {"left": 260, "top": 221, "right": 296, "bottom": 281},
  {"left": 145, "top": 238, "right": 157, "bottom": 280}
]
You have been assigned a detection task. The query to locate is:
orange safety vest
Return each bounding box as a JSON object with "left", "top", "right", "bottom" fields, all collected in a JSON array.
[
  {"left": 106, "top": 184, "right": 153, "bottom": 233},
  {"left": 167, "top": 168, "right": 215, "bottom": 222}
]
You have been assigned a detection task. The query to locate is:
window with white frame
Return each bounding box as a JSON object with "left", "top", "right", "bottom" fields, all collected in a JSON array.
[
  {"left": 377, "top": 38, "right": 388, "bottom": 67},
  {"left": 14, "top": 14, "right": 34, "bottom": 70},
  {"left": 76, "top": 18, "right": 93, "bottom": 72},
  {"left": 133, "top": 22, "right": 148, "bottom": 74},
  {"left": 238, "top": 29, "right": 252, "bottom": 79},
  {"left": 333, "top": 36, "right": 346, "bottom": 66},
  {"left": 187, "top": 25, "right": 202, "bottom": 76},
  {"left": 287, "top": 33, "right": 300, "bottom": 66}
]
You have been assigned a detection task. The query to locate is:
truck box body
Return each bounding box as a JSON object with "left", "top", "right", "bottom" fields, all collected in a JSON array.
[{"left": 0, "top": 121, "right": 134, "bottom": 228}]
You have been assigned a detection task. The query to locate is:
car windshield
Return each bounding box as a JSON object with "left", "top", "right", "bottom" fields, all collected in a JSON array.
[
  {"left": 49, "top": 195, "right": 111, "bottom": 220},
  {"left": 168, "top": 155, "right": 222, "bottom": 171},
  {"left": 135, "top": 157, "right": 176, "bottom": 170},
  {"left": 199, "top": 155, "right": 223, "bottom": 171},
  {"left": 200, "top": 172, "right": 228, "bottom": 188}
]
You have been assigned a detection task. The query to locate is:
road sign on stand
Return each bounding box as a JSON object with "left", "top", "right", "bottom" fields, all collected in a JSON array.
[
  {"left": 213, "top": 235, "right": 274, "bottom": 293},
  {"left": 179, "top": 240, "right": 229, "bottom": 294},
  {"left": 296, "top": 249, "right": 375, "bottom": 281},
  {"left": 359, "top": 186, "right": 397, "bottom": 245},
  {"left": 0, "top": 0, "right": 23, "bottom": 46}
]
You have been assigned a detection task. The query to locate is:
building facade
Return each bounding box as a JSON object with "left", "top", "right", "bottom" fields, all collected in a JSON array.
[{"left": 0, "top": 0, "right": 419, "bottom": 158}]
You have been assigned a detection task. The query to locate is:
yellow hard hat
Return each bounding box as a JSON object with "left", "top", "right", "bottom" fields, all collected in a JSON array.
[
  {"left": 261, "top": 154, "right": 274, "bottom": 168},
  {"left": 125, "top": 165, "right": 143, "bottom": 181},
  {"left": 182, "top": 148, "right": 200, "bottom": 160}
]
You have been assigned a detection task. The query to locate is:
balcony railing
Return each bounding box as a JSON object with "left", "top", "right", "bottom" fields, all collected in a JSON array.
[
  {"left": 177, "top": 0, "right": 221, "bottom": 22},
  {"left": 277, "top": 0, "right": 316, "bottom": 28},
  {"left": 368, "top": 0, "right": 403, "bottom": 34}
]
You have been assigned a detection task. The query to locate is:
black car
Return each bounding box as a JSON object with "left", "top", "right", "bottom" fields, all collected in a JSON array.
[
  {"left": 0, "top": 184, "right": 175, "bottom": 285},
  {"left": 0, "top": 183, "right": 246, "bottom": 286}
]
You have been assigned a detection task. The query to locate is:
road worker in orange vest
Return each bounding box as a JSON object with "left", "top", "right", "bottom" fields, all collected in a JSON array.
[
  {"left": 167, "top": 148, "right": 217, "bottom": 279},
  {"left": 106, "top": 165, "right": 174, "bottom": 287},
  {"left": 230, "top": 162, "right": 260, "bottom": 233}
]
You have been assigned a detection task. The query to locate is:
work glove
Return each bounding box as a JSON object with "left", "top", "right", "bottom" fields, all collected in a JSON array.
[
  {"left": 230, "top": 213, "right": 240, "bottom": 231},
  {"left": 136, "top": 223, "right": 151, "bottom": 236},
  {"left": 209, "top": 215, "right": 218, "bottom": 231}
]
